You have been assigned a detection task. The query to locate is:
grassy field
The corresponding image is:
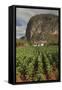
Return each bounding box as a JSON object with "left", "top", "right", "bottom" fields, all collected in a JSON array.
[{"left": 16, "top": 45, "right": 59, "bottom": 82}]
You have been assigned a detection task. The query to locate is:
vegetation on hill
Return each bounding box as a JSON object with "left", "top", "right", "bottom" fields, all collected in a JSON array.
[{"left": 26, "top": 14, "right": 58, "bottom": 45}]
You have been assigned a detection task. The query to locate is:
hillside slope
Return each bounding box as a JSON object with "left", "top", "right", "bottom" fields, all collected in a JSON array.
[{"left": 26, "top": 14, "right": 59, "bottom": 44}]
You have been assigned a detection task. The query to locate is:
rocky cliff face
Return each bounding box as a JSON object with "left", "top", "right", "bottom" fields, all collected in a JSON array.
[{"left": 26, "top": 14, "right": 59, "bottom": 44}]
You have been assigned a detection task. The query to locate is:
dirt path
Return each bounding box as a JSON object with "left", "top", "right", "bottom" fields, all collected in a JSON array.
[{"left": 16, "top": 75, "right": 32, "bottom": 83}]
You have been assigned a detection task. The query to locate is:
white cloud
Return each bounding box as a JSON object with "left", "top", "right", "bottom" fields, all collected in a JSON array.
[
  {"left": 16, "top": 26, "right": 26, "bottom": 39},
  {"left": 16, "top": 8, "right": 58, "bottom": 22}
]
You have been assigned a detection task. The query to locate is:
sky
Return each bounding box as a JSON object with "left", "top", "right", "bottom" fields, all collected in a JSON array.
[{"left": 16, "top": 8, "right": 59, "bottom": 39}]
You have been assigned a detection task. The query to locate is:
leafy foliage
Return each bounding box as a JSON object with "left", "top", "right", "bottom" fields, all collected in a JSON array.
[{"left": 16, "top": 45, "right": 59, "bottom": 82}]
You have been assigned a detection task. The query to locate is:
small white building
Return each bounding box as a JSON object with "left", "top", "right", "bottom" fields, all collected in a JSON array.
[
  {"left": 33, "top": 40, "right": 47, "bottom": 46},
  {"left": 41, "top": 43, "right": 44, "bottom": 46}
]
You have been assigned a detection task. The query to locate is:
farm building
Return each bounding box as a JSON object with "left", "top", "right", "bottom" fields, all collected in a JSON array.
[{"left": 33, "top": 40, "right": 47, "bottom": 46}]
